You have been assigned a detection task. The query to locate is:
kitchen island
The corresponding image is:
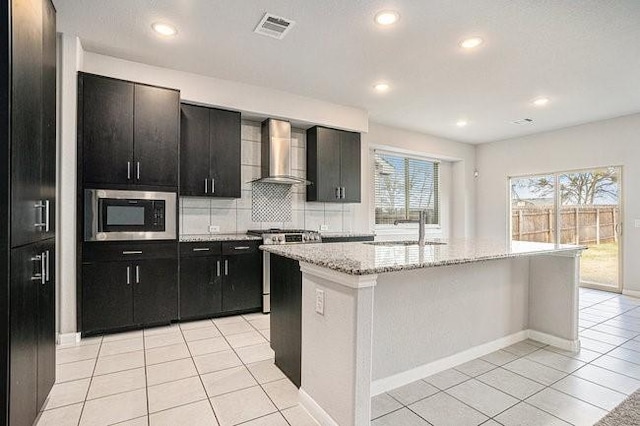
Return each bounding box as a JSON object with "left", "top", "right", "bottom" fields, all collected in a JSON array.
[{"left": 261, "top": 239, "right": 585, "bottom": 426}]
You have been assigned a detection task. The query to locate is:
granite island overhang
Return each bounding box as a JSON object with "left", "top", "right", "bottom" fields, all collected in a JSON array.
[{"left": 261, "top": 239, "right": 586, "bottom": 426}]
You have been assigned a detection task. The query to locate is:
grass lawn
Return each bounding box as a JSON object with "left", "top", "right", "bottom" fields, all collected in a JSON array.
[{"left": 581, "top": 242, "right": 618, "bottom": 287}]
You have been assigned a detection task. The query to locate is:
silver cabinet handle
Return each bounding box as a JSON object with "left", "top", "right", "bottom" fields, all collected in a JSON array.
[
  {"left": 122, "top": 250, "right": 143, "bottom": 255},
  {"left": 127, "top": 161, "right": 131, "bottom": 180},
  {"left": 193, "top": 247, "right": 210, "bottom": 252},
  {"left": 216, "top": 260, "right": 221, "bottom": 277},
  {"left": 341, "top": 187, "right": 346, "bottom": 199},
  {"left": 34, "top": 201, "right": 47, "bottom": 229},
  {"left": 45, "top": 250, "right": 50, "bottom": 282},
  {"left": 44, "top": 200, "right": 50, "bottom": 232},
  {"left": 30, "top": 254, "right": 43, "bottom": 282},
  {"left": 136, "top": 265, "right": 140, "bottom": 284},
  {"left": 335, "top": 187, "right": 340, "bottom": 199},
  {"left": 126, "top": 266, "right": 131, "bottom": 285},
  {"left": 42, "top": 251, "right": 49, "bottom": 284},
  {"left": 205, "top": 179, "right": 208, "bottom": 194},
  {"left": 224, "top": 259, "right": 228, "bottom": 276},
  {"left": 233, "top": 246, "right": 250, "bottom": 250},
  {"left": 211, "top": 178, "right": 215, "bottom": 194},
  {"left": 136, "top": 162, "right": 141, "bottom": 180}
]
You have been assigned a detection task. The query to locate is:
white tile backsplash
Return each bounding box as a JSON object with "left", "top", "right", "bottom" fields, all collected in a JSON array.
[{"left": 179, "top": 120, "right": 359, "bottom": 236}]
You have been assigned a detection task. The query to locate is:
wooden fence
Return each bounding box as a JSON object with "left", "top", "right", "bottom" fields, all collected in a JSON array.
[{"left": 512, "top": 205, "right": 619, "bottom": 244}]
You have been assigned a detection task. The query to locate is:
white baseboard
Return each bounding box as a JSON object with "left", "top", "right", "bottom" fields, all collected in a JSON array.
[
  {"left": 57, "top": 332, "right": 81, "bottom": 346},
  {"left": 299, "top": 388, "right": 339, "bottom": 426},
  {"left": 622, "top": 289, "right": 640, "bottom": 299},
  {"left": 528, "top": 330, "right": 580, "bottom": 352},
  {"left": 371, "top": 330, "right": 528, "bottom": 396}
]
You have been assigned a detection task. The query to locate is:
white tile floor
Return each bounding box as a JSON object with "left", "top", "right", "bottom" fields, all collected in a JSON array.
[
  {"left": 372, "top": 288, "right": 640, "bottom": 426},
  {"left": 37, "top": 313, "right": 318, "bottom": 426},
  {"left": 37, "top": 288, "right": 640, "bottom": 426}
]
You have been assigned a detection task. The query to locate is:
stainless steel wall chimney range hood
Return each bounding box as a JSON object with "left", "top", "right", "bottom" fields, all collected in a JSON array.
[{"left": 251, "top": 118, "right": 310, "bottom": 185}]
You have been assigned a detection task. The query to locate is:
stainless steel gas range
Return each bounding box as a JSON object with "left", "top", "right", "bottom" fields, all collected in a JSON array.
[{"left": 247, "top": 229, "right": 322, "bottom": 313}]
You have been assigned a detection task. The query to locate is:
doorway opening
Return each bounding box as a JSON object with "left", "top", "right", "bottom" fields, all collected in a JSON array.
[{"left": 510, "top": 167, "right": 622, "bottom": 292}]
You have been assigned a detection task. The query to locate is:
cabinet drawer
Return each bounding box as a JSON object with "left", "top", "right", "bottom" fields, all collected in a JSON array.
[
  {"left": 180, "top": 242, "right": 222, "bottom": 258},
  {"left": 83, "top": 242, "right": 178, "bottom": 262},
  {"left": 222, "top": 241, "right": 260, "bottom": 255}
]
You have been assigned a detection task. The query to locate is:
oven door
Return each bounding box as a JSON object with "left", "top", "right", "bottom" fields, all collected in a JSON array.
[{"left": 85, "top": 189, "right": 177, "bottom": 241}]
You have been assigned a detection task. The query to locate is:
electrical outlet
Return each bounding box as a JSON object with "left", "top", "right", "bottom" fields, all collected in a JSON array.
[
  {"left": 315, "top": 288, "right": 325, "bottom": 315},
  {"left": 320, "top": 224, "right": 329, "bottom": 231},
  {"left": 209, "top": 225, "right": 220, "bottom": 233},
  {"left": 635, "top": 219, "right": 640, "bottom": 228}
]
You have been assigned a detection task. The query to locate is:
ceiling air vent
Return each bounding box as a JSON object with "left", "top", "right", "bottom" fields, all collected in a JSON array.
[
  {"left": 510, "top": 118, "right": 534, "bottom": 125},
  {"left": 254, "top": 13, "right": 296, "bottom": 40}
]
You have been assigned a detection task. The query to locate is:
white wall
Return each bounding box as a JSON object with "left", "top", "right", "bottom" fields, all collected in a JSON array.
[
  {"left": 476, "top": 113, "right": 640, "bottom": 294},
  {"left": 361, "top": 122, "right": 477, "bottom": 239},
  {"left": 56, "top": 34, "right": 83, "bottom": 340},
  {"left": 81, "top": 52, "right": 368, "bottom": 133}
]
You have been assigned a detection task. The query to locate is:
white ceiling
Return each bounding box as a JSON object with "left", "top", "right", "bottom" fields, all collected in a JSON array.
[{"left": 54, "top": 0, "right": 640, "bottom": 144}]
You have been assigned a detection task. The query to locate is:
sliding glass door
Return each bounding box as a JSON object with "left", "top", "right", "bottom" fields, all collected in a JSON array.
[{"left": 510, "top": 167, "right": 622, "bottom": 292}]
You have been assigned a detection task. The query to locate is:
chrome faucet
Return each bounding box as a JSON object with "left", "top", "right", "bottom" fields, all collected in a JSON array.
[{"left": 394, "top": 211, "right": 427, "bottom": 246}]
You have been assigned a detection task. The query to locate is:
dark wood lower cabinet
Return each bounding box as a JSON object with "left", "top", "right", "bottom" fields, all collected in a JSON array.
[
  {"left": 9, "top": 245, "right": 39, "bottom": 426},
  {"left": 222, "top": 253, "right": 262, "bottom": 312},
  {"left": 37, "top": 239, "right": 55, "bottom": 409},
  {"left": 180, "top": 256, "right": 223, "bottom": 319},
  {"left": 179, "top": 241, "right": 262, "bottom": 321},
  {"left": 133, "top": 258, "right": 178, "bottom": 324},
  {"left": 82, "top": 261, "right": 134, "bottom": 333},
  {"left": 270, "top": 255, "right": 302, "bottom": 387},
  {"left": 9, "top": 240, "right": 55, "bottom": 426}
]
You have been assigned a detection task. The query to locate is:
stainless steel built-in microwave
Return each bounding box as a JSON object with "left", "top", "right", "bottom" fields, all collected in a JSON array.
[{"left": 84, "top": 189, "right": 177, "bottom": 242}]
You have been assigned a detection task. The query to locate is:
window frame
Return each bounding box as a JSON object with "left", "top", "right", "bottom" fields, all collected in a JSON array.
[{"left": 372, "top": 148, "right": 442, "bottom": 230}]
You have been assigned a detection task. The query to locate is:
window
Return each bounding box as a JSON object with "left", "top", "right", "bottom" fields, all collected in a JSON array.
[{"left": 374, "top": 150, "right": 440, "bottom": 226}]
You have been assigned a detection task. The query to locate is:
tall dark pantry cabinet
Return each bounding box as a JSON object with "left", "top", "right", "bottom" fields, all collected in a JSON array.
[{"left": 1, "top": 0, "right": 57, "bottom": 425}]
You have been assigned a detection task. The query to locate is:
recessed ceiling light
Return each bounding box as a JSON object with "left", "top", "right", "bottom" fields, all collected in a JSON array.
[
  {"left": 456, "top": 120, "right": 468, "bottom": 127},
  {"left": 532, "top": 97, "right": 550, "bottom": 106},
  {"left": 459, "top": 37, "right": 483, "bottom": 49},
  {"left": 373, "top": 82, "right": 390, "bottom": 92},
  {"left": 374, "top": 10, "right": 400, "bottom": 26},
  {"left": 152, "top": 22, "right": 177, "bottom": 37}
]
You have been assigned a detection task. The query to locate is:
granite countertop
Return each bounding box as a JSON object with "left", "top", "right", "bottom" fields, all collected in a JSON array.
[
  {"left": 320, "top": 232, "right": 376, "bottom": 238},
  {"left": 260, "top": 239, "right": 586, "bottom": 276},
  {"left": 180, "top": 234, "right": 262, "bottom": 242}
]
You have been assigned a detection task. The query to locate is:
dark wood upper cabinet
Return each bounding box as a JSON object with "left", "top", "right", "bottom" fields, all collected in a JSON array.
[
  {"left": 180, "top": 104, "right": 211, "bottom": 197},
  {"left": 80, "top": 74, "right": 134, "bottom": 187},
  {"left": 134, "top": 85, "right": 179, "bottom": 187},
  {"left": 79, "top": 73, "right": 179, "bottom": 189},
  {"left": 306, "top": 126, "right": 361, "bottom": 203},
  {"left": 180, "top": 103, "right": 241, "bottom": 198},
  {"left": 10, "top": 0, "right": 43, "bottom": 248},
  {"left": 209, "top": 108, "right": 241, "bottom": 198}
]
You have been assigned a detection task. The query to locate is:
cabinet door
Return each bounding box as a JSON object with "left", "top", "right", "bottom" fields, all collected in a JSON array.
[
  {"left": 133, "top": 85, "right": 179, "bottom": 187},
  {"left": 9, "top": 244, "right": 40, "bottom": 426},
  {"left": 270, "top": 255, "right": 302, "bottom": 387},
  {"left": 209, "top": 108, "right": 241, "bottom": 198},
  {"left": 37, "top": 239, "right": 55, "bottom": 409},
  {"left": 307, "top": 127, "right": 342, "bottom": 202},
  {"left": 81, "top": 73, "right": 134, "bottom": 186},
  {"left": 180, "top": 256, "right": 222, "bottom": 319},
  {"left": 133, "top": 258, "right": 178, "bottom": 325},
  {"left": 11, "top": 0, "right": 43, "bottom": 248},
  {"left": 83, "top": 262, "right": 134, "bottom": 333},
  {"left": 222, "top": 254, "right": 262, "bottom": 312},
  {"left": 340, "top": 131, "right": 361, "bottom": 203},
  {"left": 180, "top": 104, "right": 211, "bottom": 196},
  {"left": 40, "top": 0, "right": 56, "bottom": 239}
]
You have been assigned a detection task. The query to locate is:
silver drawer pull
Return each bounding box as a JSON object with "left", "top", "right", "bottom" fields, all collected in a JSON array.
[
  {"left": 233, "top": 246, "right": 251, "bottom": 250},
  {"left": 193, "top": 248, "right": 210, "bottom": 252},
  {"left": 122, "top": 250, "right": 143, "bottom": 255}
]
